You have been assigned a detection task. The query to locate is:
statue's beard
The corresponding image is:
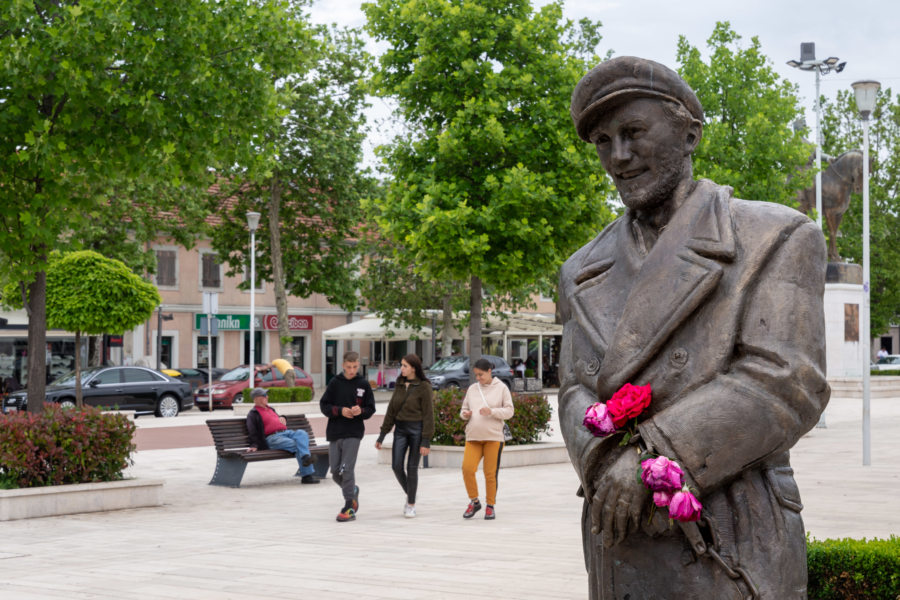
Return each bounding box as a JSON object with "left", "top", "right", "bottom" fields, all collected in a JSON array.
[{"left": 617, "top": 155, "right": 685, "bottom": 212}]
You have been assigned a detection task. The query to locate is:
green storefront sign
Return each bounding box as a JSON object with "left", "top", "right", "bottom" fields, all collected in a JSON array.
[{"left": 194, "top": 314, "right": 253, "bottom": 331}]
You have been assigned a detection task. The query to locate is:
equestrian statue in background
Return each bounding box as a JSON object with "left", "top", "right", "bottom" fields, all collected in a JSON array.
[{"left": 796, "top": 149, "right": 864, "bottom": 262}]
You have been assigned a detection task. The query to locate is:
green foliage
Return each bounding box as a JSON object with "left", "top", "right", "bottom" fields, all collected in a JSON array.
[
  {"left": 209, "top": 22, "right": 371, "bottom": 313},
  {"left": 0, "top": 406, "right": 135, "bottom": 489},
  {"left": 242, "top": 387, "right": 314, "bottom": 404},
  {"left": 871, "top": 370, "right": 900, "bottom": 376},
  {"left": 363, "top": 0, "right": 615, "bottom": 305},
  {"left": 45, "top": 251, "right": 160, "bottom": 335},
  {"left": 676, "top": 22, "right": 813, "bottom": 206},
  {"left": 821, "top": 87, "right": 900, "bottom": 335},
  {"left": 431, "top": 388, "right": 552, "bottom": 446},
  {"left": 807, "top": 536, "right": 900, "bottom": 599}
]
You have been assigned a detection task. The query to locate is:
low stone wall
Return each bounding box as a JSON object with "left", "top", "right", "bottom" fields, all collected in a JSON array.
[
  {"left": 378, "top": 441, "right": 568, "bottom": 469},
  {"left": 0, "top": 479, "right": 164, "bottom": 521},
  {"left": 828, "top": 376, "right": 900, "bottom": 400}
]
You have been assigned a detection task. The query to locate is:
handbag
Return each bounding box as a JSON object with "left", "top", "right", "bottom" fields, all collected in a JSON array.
[{"left": 477, "top": 383, "right": 513, "bottom": 443}]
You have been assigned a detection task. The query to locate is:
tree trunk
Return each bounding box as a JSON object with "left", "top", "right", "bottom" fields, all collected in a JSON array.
[
  {"left": 25, "top": 271, "right": 47, "bottom": 412},
  {"left": 74, "top": 331, "right": 83, "bottom": 407},
  {"left": 441, "top": 294, "right": 453, "bottom": 358},
  {"left": 269, "top": 178, "right": 296, "bottom": 387},
  {"left": 88, "top": 335, "right": 102, "bottom": 367},
  {"left": 468, "top": 275, "right": 483, "bottom": 386}
]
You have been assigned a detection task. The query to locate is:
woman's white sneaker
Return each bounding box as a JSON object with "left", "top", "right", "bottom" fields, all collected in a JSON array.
[{"left": 404, "top": 504, "right": 416, "bottom": 518}]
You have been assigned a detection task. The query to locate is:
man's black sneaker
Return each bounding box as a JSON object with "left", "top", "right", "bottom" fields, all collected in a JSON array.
[
  {"left": 301, "top": 454, "right": 315, "bottom": 467},
  {"left": 301, "top": 475, "right": 320, "bottom": 484},
  {"left": 463, "top": 499, "right": 482, "bottom": 519}
]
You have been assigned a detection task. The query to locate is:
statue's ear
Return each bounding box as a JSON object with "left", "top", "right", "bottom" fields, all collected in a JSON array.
[{"left": 684, "top": 119, "right": 702, "bottom": 155}]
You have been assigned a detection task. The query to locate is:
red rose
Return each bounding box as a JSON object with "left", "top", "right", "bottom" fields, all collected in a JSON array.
[{"left": 606, "top": 383, "right": 651, "bottom": 427}]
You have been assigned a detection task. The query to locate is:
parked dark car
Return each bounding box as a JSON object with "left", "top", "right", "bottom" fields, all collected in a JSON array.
[
  {"left": 194, "top": 364, "right": 315, "bottom": 411},
  {"left": 1, "top": 366, "right": 194, "bottom": 417},
  {"left": 425, "top": 355, "right": 514, "bottom": 390},
  {"left": 163, "top": 367, "right": 229, "bottom": 391}
]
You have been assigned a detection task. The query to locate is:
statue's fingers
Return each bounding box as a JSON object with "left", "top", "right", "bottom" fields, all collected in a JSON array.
[{"left": 590, "top": 486, "right": 608, "bottom": 535}]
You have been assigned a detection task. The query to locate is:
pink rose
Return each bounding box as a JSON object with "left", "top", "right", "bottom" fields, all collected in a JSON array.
[
  {"left": 668, "top": 489, "right": 703, "bottom": 522},
  {"left": 606, "top": 383, "right": 652, "bottom": 427},
  {"left": 640, "top": 456, "right": 684, "bottom": 492},
  {"left": 583, "top": 402, "right": 617, "bottom": 437},
  {"left": 652, "top": 490, "right": 674, "bottom": 507}
]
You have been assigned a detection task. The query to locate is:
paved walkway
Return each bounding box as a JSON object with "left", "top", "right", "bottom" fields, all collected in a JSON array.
[{"left": 0, "top": 394, "right": 898, "bottom": 599}]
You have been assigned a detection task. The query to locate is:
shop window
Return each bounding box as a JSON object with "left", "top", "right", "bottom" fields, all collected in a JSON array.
[
  {"left": 290, "top": 336, "right": 306, "bottom": 368},
  {"left": 197, "top": 337, "right": 218, "bottom": 368}
]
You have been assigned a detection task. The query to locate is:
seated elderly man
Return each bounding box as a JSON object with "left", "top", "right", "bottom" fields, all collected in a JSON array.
[{"left": 246, "top": 387, "right": 319, "bottom": 483}]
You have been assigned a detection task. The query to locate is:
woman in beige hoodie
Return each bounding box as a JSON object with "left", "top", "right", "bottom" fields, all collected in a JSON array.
[{"left": 459, "top": 358, "right": 514, "bottom": 520}]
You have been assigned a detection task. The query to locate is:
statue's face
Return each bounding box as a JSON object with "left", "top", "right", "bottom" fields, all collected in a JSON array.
[{"left": 589, "top": 98, "right": 693, "bottom": 212}]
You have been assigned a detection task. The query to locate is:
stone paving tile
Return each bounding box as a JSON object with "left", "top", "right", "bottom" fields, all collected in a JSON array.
[{"left": 0, "top": 394, "right": 897, "bottom": 599}]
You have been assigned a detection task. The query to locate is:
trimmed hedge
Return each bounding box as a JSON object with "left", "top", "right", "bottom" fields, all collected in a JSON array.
[
  {"left": 0, "top": 406, "right": 135, "bottom": 489},
  {"left": 808, "top": 536, "right": 900, "bottom": 599},
  {"left": 241, "top": 386, "right": 314, "bottom": 404},
  {"left": 871, "top": 369, "right": 900, "bottom": 376},
  {"left": 432, "top": 388, "right": 552, "bottom": 446}
]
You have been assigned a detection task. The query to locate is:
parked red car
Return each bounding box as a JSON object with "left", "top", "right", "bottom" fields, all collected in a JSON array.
[{"left": 194, "top": 364, "right": 314, "bottom": 411}]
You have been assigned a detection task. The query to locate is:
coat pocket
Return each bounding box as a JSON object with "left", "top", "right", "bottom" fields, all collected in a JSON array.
[{"left": 765, "top": 466, "right": 803, "bottom": 513}]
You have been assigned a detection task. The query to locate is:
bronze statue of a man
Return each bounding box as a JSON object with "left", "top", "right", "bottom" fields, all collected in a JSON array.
[{"left": 558, "top": 56, "right": 830, "bottom": 599}]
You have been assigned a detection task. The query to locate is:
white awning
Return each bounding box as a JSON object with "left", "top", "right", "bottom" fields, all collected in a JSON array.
[{"left": 322, "top": 315, "right": 432, "bottom": 341}]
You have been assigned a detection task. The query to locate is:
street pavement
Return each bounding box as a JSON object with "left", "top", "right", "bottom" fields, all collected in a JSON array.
[{"left": 0, "top": 392, "right": 897, "bottom": 599}]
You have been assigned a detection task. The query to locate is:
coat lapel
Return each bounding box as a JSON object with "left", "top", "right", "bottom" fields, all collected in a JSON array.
[{"left": 595, "top": 181, "right": 736, "bottom": 399}]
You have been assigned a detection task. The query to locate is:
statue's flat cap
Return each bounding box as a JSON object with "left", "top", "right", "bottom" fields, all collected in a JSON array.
[{"left": 571, "top": 56, "right": 704, "bottom": 142}]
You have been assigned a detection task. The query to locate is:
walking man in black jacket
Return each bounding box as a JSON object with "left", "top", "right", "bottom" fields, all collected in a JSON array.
[{"left": 319, "top": 351, "right": 376, "bottom": 522}]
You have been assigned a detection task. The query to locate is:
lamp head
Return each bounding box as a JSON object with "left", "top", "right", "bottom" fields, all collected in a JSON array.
[
  {"left": 852, "top": 80, "right": 881, "bottom": 120},
  {"left": 246, "top": 211, "right": 261, "bottom": 233}
]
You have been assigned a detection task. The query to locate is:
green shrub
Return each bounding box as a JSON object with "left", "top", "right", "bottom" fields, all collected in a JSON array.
[
  {"left": 871, "top": 369, "right": 900, "bottom": 376},
  {"left": 431, "top": 388, "right": 552, "bottom": 446},
  {"left": 0, "top": 406, "right": 135, "bottom": 489},
  {"left": 807, "top": 536, "right": 900, "bottom": 599},
  {"left": 241, "top": 386, "right": 314, "bottom": 404}
]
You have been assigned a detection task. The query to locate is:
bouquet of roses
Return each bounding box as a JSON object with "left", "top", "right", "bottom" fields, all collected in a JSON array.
[
  {"left": 584, "top": 382, "right": 702, "bottom": 522},
  {"left": 640, "top": 455, "right": 702, "bottom": 522},
  {"left": 582, "top": 382, "right": 652, "bottom": 441}
]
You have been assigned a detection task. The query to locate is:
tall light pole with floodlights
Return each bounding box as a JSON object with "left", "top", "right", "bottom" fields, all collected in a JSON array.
[
  {"left": 787, "top": 42, "right": 846, "bottom": 230},
  {"left": 852, "top": 79, "right": 880, "bottom": 466},
  {"left": 246, "top": 211, "right": 261, "bottom": 391}
]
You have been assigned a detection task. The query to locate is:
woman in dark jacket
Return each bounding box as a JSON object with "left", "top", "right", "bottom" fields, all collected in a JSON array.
[{"left": 375, "top": 353, "right": 434, "bottom": 518}]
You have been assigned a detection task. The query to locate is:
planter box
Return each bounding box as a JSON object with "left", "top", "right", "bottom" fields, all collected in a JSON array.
[
  {"left": 378, "top": 441, "right": 568, "bottom": 469},
  {"left": 0, "top": 478, "right": 164, "bottom": 521},
  {"left": 232, "top": 402, "right": 317, "bottom": 417}
]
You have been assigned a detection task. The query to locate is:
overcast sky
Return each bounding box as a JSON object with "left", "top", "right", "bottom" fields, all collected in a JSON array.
[{"left": 308, "top": 0, "right": 899, "bottom": 168}]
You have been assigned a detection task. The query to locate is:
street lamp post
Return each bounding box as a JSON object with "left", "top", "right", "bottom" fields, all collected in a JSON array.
[
  {"left": 852, "top": 80, "right": 880, "bottom": 466},
  {"left": 246, "top": 211, "right": 261, "bottom": 391},
  {"left": 787, "top": 43, "right": 846, "bottom": 230}
]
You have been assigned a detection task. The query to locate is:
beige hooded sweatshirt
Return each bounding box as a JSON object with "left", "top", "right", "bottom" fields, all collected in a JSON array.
[{"left": 460, "top": 377, "right": 515, "bottom": 442}]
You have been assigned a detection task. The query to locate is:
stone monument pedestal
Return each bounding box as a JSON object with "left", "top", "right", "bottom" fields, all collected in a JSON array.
[{"left": 824, "top": 262, "right": 865, "bottom": 378}]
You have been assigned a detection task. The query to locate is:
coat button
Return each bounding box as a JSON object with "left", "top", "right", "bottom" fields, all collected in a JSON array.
[
  {"left": 670, "top": 348, "right": 688, "bottom": 368},
  {"left": 585, "top": 356, "right": 601, "bottom": 375}
]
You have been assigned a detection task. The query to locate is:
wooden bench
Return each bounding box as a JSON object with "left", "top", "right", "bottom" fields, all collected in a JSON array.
[{"left": 206, "top": 414, "right": 330, "bottom": 488}]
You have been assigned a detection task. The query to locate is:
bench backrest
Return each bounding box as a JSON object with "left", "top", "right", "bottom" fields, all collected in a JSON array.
[{"left": 206, "top": 414, "right": 319, "bottom": 453}]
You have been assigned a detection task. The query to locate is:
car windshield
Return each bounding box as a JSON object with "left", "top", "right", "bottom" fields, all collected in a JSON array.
[
  {"left": 49, "top": 367, "right": 104, "bottom": 387},
  {"left": 220, "top": 367, "right": 250, "bottom": 382},
  {"left": 877, "top": 356, "right": 900, "bottom": 364},
  {"left": 428, "top": 357, "right": 466, "bottom": 373}
]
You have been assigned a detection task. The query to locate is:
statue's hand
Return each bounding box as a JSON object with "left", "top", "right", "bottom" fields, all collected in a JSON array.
[{"left": 590, "top": 448, "right": 647, "bottom": 548}]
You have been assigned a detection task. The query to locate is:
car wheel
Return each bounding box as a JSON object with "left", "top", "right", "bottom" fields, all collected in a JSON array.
[
  {"left": 59, "top": 399, "right": 76, "bottom": 409},
  {"left": 446, "top": 381, "right": 460, "bottom": 389},
  {"left": 155, "top": 394, "right": 180, "bottom": 418},
  {"left": 232, "top": 393, "right": 244, "bottom": 405},
  {"left": 502, "top": 378, "right": 512, "bottom": 389}
]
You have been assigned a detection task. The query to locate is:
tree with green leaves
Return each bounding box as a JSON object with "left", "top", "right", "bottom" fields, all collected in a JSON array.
[
  {"left": 363, "top": 0, "right": 615, "bottom": 369},
  {"left": 208, "top": 24, "right": 371, "bottom": 383},
  {"left": 676, "top": 22, "right": 814, "bottom": 207},
  {"left": 0, "top": 0, "right": 304, "bottom": 407},
  {"left": 821, "top": 87, "right": 900, "bottom": 336},
  {"left": 46, "top": 251, "right": 160, "bottom": 406}
]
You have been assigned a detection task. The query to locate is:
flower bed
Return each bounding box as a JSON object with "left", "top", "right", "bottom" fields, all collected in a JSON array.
[
  {"left": 432, "top": 388, "right": 552, "bottom": 446},
  {"left": 0, "top": 406, "right": 135, "bottom": 489}
]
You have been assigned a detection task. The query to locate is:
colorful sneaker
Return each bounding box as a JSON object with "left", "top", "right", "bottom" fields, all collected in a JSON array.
[
  {"left": 404, "top": 504, "right": 416, "bottom": 518},
  {"left": 351, "top": 485, "right": 359, "bottom": 512},
  {"left": 463, "top": 499, "right": 482, "bottom": 519},
  {"left": 336, "top": 507, "right": 356, "bottom": 522},
  {"left": 484, "top": 505, "right": 495, "bottom": 520}
]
